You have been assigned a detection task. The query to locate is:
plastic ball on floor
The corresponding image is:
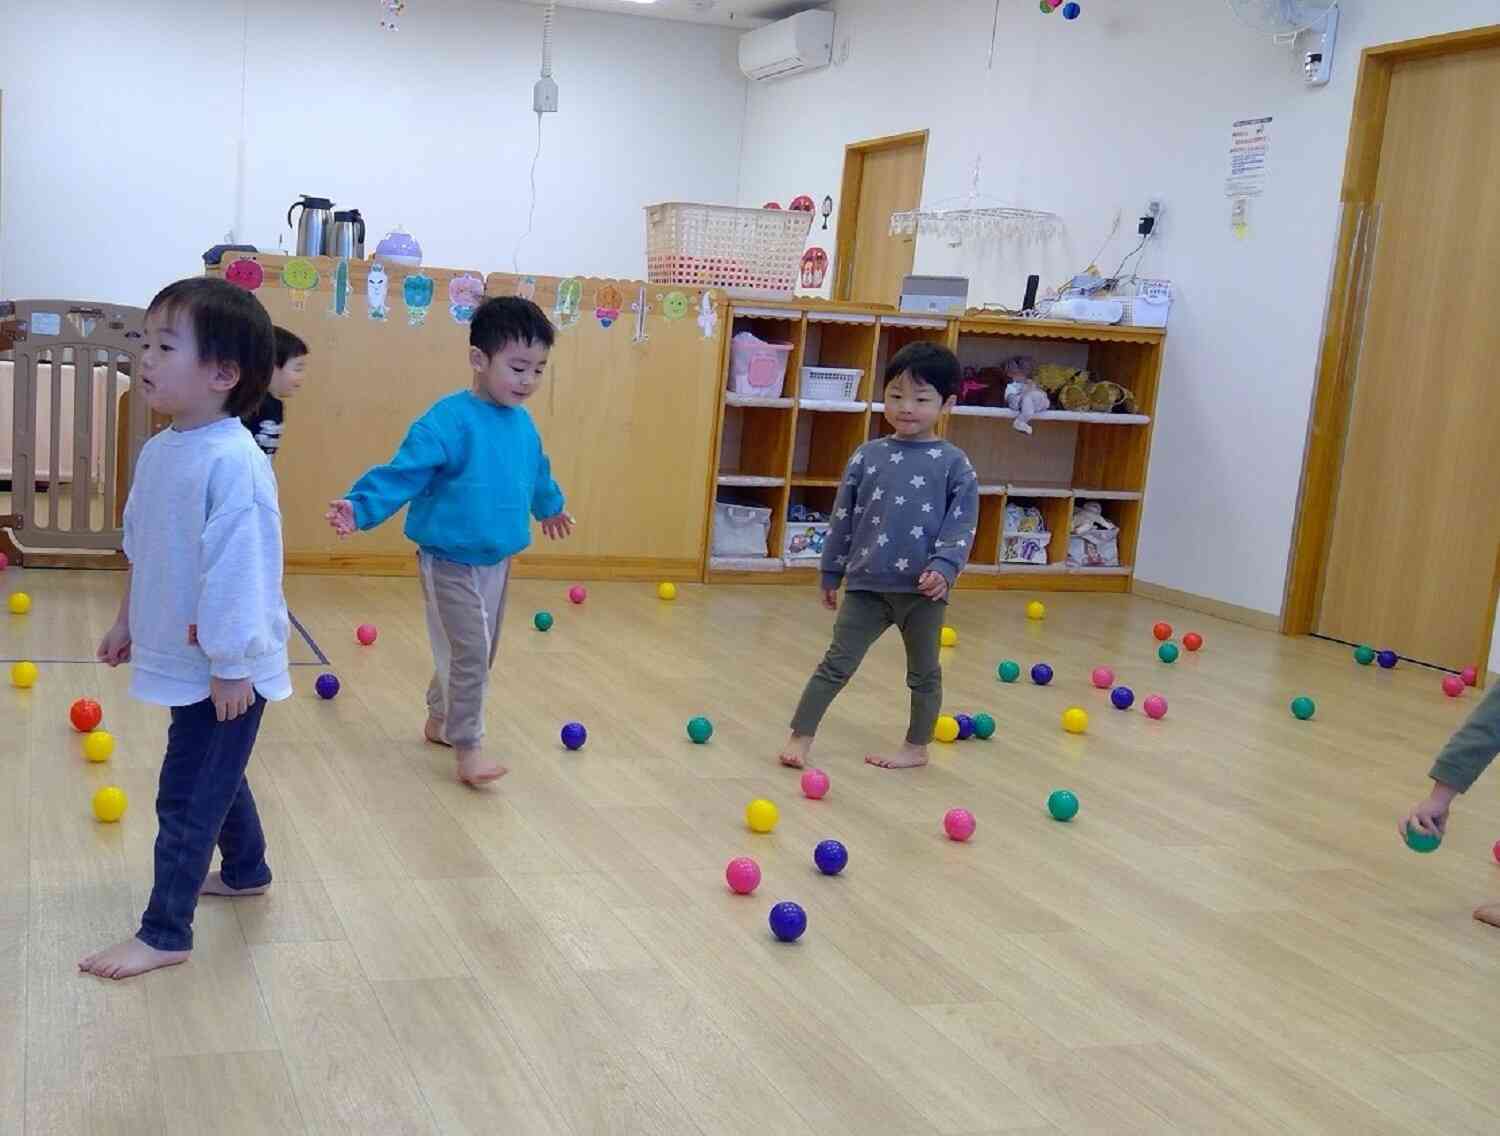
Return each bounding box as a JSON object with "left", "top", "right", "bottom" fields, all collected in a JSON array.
[
  {"left": 1377, "top": 649, "right": 1399, "bottom": 669},
  {"left": 533, "top": 611, "right": 554, "bottom": 632},
  {"left": 1061, "top": 707, "right": 1089, "bottom": 734},
  {"left": 746, "top": 798, "right": 779, "bottom": 833},
  {"left": 92, "top": 785, "right": 128, "bottom": 823},
  {"left": 1031, "top": 663, "right": 1054, "bottom": 686},
  {"left": 943, "top": 808, "right": 977, "bottom": 842},
  {"left": 940, "top": 625, "right": 958, "bottom": 647},
  {"left": 1143, "top": 693, "right": 1168, "bottom": 720},
  {"left": 687, "top": 716, "right": 714, "bottom": 744},
  {"left": 83, "top": 730, "right": 114, "bottom": 763},
  {"left": 1152, "top": 621, "right": 1173, "bottom": 641},
  {"left": 954, "top": 713, "right": 976, "bottom": 740},
  {"left": 1111, "top": 686, "right": 1136, "bottom": 710},
  {"left": 998, "top": 660, "right": 1021, "bottom": 683},
  {"left": 314, "top": 673, "right": 340, "bottom": 700},
  {"left": 1183, "top": 632, "right": 1204, "bottom": 652},
  {"left": 8, "top": 592, "right": 31, "bottom": 615},
  {"left": 800, "top": 767, "right": 830, "bottom": 799},
  {"left": 1493, "top": 839, "right": 1500, "bottom": 864},
  {"left": 560, "top": 721, "right": 587, "bottom": 750},
  {"left": 1026, "top": 601, "right": 1046, "bottom": 621},
  {"left": 725, "top": 857, "right": 761, "bottom": 895},
  {"left": 814, "top": 839, "right": 848, "bottom": 876},
  {"left": 1039, "top": 0, "right": 1054, "bottom": 13},
  {"left": 1441, "top": 675, "right": 1465, "bottom": 698},
  {"left": 1158, "top": 642, "right": 1180, "bottom": 664},
  {"left": 972, "top": 712, "right": 997, "bottom": 740},
  {"left": 568, "top": 585, "right": 587, "bottom": 605},
  {"left": 769, "top": 901, "right": 807, "bottom": 942},
  {"left": 356, "top": 623, "right": 378, "bottom": 646},
  {"left": 1404, "top": 824, "right": 1440, "bottom": 854},
  {"left": 1461, "top": 665, "right": 1478, "bottom": 687},
  {"left": 70, "top": 697, "right": 103, "bottom": 733},
  {"left": 1047, "top": 789, "right": 1079, "bottom": 821},
  {"left": 934, "top": 715, "right": 960, "bottom": 743},
  {"left": 657, "top": 582, "right": 677, "bottom": 601},
  {"left": 1354, "top": 645, "right": 1375, "bottom": 666},
  {"left": 1091, "top": 666, "right": 1114, "bottom": 689},
  {"left": 1290, "top": 696, "right": 1316, "bottom": 721},
  {"left": 1062, "top": 1, "right": 1081, "bottom": 19},
  {"left": 10, "top": 661, "right": 37, "bottom": 689},
  {"left": 0, "top": 552, "right": 7, "bottom": 570}
]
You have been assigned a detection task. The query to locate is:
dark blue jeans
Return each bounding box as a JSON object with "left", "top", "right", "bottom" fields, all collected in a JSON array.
[{"left": 137, "top": 694, "right": 272, "bottom": 952}]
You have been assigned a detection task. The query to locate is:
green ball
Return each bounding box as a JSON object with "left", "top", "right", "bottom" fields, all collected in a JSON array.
[
  {"left": 1353, "top": 645, "right": 1375, "bottom": 665},
  {"left": 686, "top": 716, "right": 714, "bottom": 744},
  {"left": 998, "top": 660, "right": 1021, "bottom": 683},
  {"left": 1404, "top": 824, "right": 1441, "bottom": 854},
  {"left": 972, "top": 712, "right": 996, "bottom": 740},
  {"left": 1290, "top": 696, "right": 1316, "bottom": 721},
  {"left": 1157, "top": 641, "right": 1179, "bottom": 664},
  {"left": 533, "top": 611, "right": 554, "bottom": 632},
  {"left": 1047, "top": 790, "right": 1079, "bottom": 822}
]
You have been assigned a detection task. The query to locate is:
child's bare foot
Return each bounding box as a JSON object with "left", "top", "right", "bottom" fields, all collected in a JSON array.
[
  {"left": 866, "top": 743, "right": 929, "bottom": 770},
  {"left": 424, "top": 717, "right": 451, "bottom": 747},
  {"left": 199, "top": 871, "right": 269, "bottom": 897},
  {"left": 456, "top": 746, "right": 507, "bottom": 787},
  {"left": 779, "top": 733, "right": 814, "bottom": 769},
  {"left": 1475, "top": 903, "right": 1500, "bottom": 929},
  {"left": 79, "top": 937, "right": 189, "bottom": 980}
]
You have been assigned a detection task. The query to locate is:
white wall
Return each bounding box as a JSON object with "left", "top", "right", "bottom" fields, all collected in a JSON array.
[
  {"left": 738, "top": 0, "right": 1499, "bottom": 654},
  {"left": 0, "top": 0, "right": 746, "bottom": 305}
]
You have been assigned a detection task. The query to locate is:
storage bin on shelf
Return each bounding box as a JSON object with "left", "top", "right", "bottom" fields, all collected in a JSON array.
[
  {"left": 645, "top": 202, "right": 812, "bottom": 299},
  {"left": 783, "top": 520, "right": 831, "bottom": 563},
  {"left": 728, "top": 332, "right": 793, "bottom": 398},
  {"left": 800, "top": 366, "right": 862, "bottom": 401},
  {"left": 1002, "top": 501, "right": 1050, "bottom": 565},
  {"left": 711, "top": 501, "right": 772, "bottom": 557},
  {"left": 1066, "top": 500, "right": 1120, "bottom": 567}
]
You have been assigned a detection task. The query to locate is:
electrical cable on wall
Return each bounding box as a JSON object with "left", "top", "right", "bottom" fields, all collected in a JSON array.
[{"left": 515, "top": 1, "right": 558, "bottom": 273}]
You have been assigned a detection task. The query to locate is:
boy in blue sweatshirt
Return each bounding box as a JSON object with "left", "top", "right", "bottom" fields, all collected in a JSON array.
[
  {"left": 779, "top": 342, "right": 979, "bottom": 772},
  {"left": 327, "top": 297, "right": 573, "bottom": 786}
]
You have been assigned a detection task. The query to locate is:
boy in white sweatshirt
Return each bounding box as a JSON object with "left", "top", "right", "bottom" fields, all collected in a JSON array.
[{"left": 80, "top": 277, "right": 291, "bottom": 980}]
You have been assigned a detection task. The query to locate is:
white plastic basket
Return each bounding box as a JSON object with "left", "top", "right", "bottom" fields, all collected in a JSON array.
[
  {"left": 800, "top": 366, "right": 862, "bottom": 401},
  {"left": 645, "top": 202, "right": 813, "bottom": 299}
]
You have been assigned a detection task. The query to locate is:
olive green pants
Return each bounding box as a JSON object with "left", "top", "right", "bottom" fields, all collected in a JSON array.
[{"left": 790, "top": 589, "right": 946, "bottom": 746}]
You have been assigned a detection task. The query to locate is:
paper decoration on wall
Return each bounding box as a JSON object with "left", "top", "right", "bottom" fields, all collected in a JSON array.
[
  {"left": 225, "top": 257, "right": 264, "bottom": 291},
  {"left": 800, "top": 248, "right": 829, "bottom": 289},
  {"left": 553, "top": 278, "right": 582, "bottom": 329},
  {"left": 329, "top": 259, "right": 352, "bottom": 317},
  {"left": 820, "top": 196, "right": 833, "bottom": 230},
  {"left": 448, "top": 274, "right": 485, "bottom": 324},
  {"left": 380, "top": 0, "right": 406, "bottom": 31},
  {"left": 697, "top": 291, "right": 718, "bottom": 340},
  {"left": 403, "top": 273, "right": 434, "bottom": 327},
  {"left": 630, "top": 285, "right": 651, "bottom": 345},
  {"left": 281, "top": 258, "right": 320, "bottom": 311},
  {"left": 367, "top": 262, "right": 390, "bottom": 321},
  {"left": 762, "top": 201, "right": 782, "bottom": 210},
  {"left": 661, "top": 290, "right": 689, "bottom": 321},
  {"left": 594, "top": 283, "right": 623, "bottom": 328},
  {"left": 516, "top": 276, "right": 537, "bottom": 300},
  {"left": 789, "top": 195, "right": 815, "bottom": 214}
]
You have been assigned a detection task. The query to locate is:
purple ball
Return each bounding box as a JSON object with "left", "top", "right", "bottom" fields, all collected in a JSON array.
[
  {"left": 1031, "top": 663, "right": 1054, "bottom": 686},
  {"left": 1110, "top": 685, "right": 1135, "bottom": 710},
  {"left": 314, "top": 673, "right": 340, "bottom": 700},
  {"left": 769, "top": 900, "right": 807, "bottom": 942},
  {"left": 954, "top": 713, "right": 976, "bottom": 740},
  {"left": 561, "top": 721, "right": 587, "bottom": 750},
  {"left": 813, "top": 839, "right": 848, "bottom": 875},
  {"left": 1377, "top": 649, "right": 1399, "bottom": 669}
]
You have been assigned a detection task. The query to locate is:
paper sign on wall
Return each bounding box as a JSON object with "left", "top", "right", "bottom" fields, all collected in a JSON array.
[{"left": 1225, "top": 116, "right": 1272, "bottom": 197}]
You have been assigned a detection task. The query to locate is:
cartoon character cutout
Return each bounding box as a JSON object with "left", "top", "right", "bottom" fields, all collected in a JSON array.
[
  {"left": 661, "top": 290, "right": 689, "bottom": 321},
  {"left": 225, "top": 257, "right": 263, "bottom": 292},
  {"left": 448, "top": 274, "right": 485, "bottom": 324},
  {"left": 697, "top": 291, "right": 718, "bottom": 340},
  {"left": 403, "top": 273, "right": 435, "bottom": 327},
  {"left": 367, "top": 262, "right": 389, "bottom": 321},
  {"left": 329, "top": 258, "right": 352, "bottom": 317},
  {"left": 800, "top": 247, "right": 829, "bottom": 289},
  {"left": 281, "top": 257, "right": 319, "bottom": 311},
  {"left": 594, "top": 283, "right": 623, "bottom": 328},
  {"left": 553, "top": 278, "right": 582, "bottom": 329}
]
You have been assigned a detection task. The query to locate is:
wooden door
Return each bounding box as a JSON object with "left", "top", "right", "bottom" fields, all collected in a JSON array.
[
  {"left": 835, "top": 132, "right": 927, "bottom": 305},
  {"left": 1315, "top": 45, "right": 1500, "bottom": 668}
]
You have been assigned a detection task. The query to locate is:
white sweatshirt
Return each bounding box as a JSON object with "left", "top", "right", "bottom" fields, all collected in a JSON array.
[{"left": 123, "top": 416, "right": 292, "bottom": 707}]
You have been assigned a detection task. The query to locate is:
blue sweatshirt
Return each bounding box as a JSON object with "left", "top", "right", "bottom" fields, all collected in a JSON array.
[{"left": 345, "top": 390, "right": 565, "bottom": 566}]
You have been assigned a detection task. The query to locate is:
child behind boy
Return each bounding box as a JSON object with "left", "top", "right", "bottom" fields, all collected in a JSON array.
[
  {"left": 778, "top": 342, "right": 979, "bottom": 772},
  {"left": 81, "top": 278, "right": 290, "bottom": 980},
  {"left": 242, "top": 325, "right": 308, "bottom": 460},
  {"left": 1402, "top": 680, "right": 1500, "bottom": 927},
  {"left": 326, "top": 297, "right": 573, "bottom": 786}
]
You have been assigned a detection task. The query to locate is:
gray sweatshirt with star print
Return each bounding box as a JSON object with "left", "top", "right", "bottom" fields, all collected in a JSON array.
[{"left": 820, "top": 436, "right": 980, "bottom": 593}]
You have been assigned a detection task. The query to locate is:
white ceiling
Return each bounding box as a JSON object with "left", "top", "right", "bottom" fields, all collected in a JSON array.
[{"left": 516, "top": 0, "right": 826, "bottom": 29}]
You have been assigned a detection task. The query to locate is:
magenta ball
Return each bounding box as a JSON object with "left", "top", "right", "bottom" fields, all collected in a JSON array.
[
  {"left": 1091, "top": 666, "right": 1114, "bottom": 689},
  {"left": 800, "top": 768, "right": 830, "bottom": 799},
  {"left": 568, "top": 585, "right": 587, "bottom": 605},
  {"left": 356, "top": 623, "right": 378, "bottom": 645},
  {"left": 1461, "top": 665, "right": 1478, "bottom": 687},
  {"left": 1494, "top": 840, "right": 1500, "bottom": 865},
  {"left": 314, "top": 673, "right": 340, "bottom": 700},
  {"left": 1143, "top": 694, "right": 1168, "bottom": 720},
  {"left": 0, "top": 552, "right": 8, "bottom": 570},
  {"left": 943, "top": 808, "right": 977, "bottom": 842},
  {"left": 1441, "top": 675, "right": 1465, "bottom": 698},
  {"left": 725, "top": 856, "right": 761, "bottom": 894}
]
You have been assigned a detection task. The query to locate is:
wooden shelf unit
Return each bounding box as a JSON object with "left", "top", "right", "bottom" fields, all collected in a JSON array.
[{"left": 703, "top": 303, "right": 1164, "bottom": 590}]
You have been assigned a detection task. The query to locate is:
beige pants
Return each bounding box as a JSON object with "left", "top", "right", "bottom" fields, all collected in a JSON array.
[{"left": 418, "top": 552, "right": 510, "bottom": 749}]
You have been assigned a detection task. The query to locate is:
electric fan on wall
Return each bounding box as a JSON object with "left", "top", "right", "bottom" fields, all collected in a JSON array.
[{"left": 1228, "top": 0, "right": 1341, "bottom": 85}]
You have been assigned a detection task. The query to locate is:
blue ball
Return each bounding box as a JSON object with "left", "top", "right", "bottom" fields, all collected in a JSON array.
[
  {"left": 1031, "top": 663, "right": 1054, "bottom": 686},
  {"left": 561, "top": 721, "right": 587, "bottom": 750},
  {"left": 1062, "top": 1, "right": 1081, "bottom": 18},
  {"left": 315, "top": 672, "right": 340, "bottom": 700},
  {"left": 1377, "top": 649, "right": 1399, "bottom": 669},
  {"left": 769, "top": 901, "right": 807, "bottom": 942},
  {"left": 1110, "top": 685, "right": 1135, "bottom": 710},
  {"left": 954, "top": 713, "right": 976, "bottom": 741},
  {"left": 813, "top": 839, "right": 848, "bottom": 875}
]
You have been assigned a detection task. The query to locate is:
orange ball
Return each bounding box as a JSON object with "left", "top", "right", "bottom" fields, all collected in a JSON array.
[{"left": 70, "top": 697, "right": 103, "bottom": 732}]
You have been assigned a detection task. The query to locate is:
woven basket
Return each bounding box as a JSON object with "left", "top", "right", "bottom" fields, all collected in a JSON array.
[{"left": 646, "top": 202, "right": 813, "bottom": 300}]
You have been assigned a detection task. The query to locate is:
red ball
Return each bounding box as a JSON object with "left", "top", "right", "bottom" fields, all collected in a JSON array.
[
  {"left": 1441, "top": 674, "right": 1465, "bottom": 698},
  {"left": 800, "top": 767, "right": 830, "bottom": 799},
  {"left": 1142, "top": 694, "right": 1168, "bottom": 720},
  {"left": 1461, "top": 665, "right": 1478, "bottom": 687},
  {"left": 1090, "top": 666, "right": 1115, "bottom": 689},
  {"left": 69, "top": 697, "right": 103, "bottom": 733},
  {"left": 356, "top": 623, "right": 378, "bottom": 646},
  {"left": 1182, "top": 632, "right": 1203, "bottom": 652},
  {"left": 568, "top": 585, "right": 588, "bottom": 605},
  {"left": 1152, "top": 621, "right": 1173, "bottom": 641}
]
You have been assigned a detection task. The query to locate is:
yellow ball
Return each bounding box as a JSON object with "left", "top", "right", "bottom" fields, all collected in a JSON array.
[
  {"left": 1025, "top": 600, "right": 1046, "bottom": 621},
  {"left": 10, "top": 660, "right": 37, "bottom": 688},
  {"left": 745, "top": 797, "right": 779, "bottom": 833},
  {"left": 1062, "top": 707, "right": 1089, "bottom": 734},
  {"left": 940, "top": 625, "right": 958, "bottom": 647},
  {"left": 92, "top": 785, "right": 128, "bottom": 823},
  {"left": 8, "top": 592, "right": 31, "bottom": 615},
  {"left": 934, "top": 714, "right": 960, "bottom": 743},
  {"left": 657, "top": 581, "right": 677, "bottom": 601},
  {"left": 83, "top": 730, "right": 115, "bottom": 763}
]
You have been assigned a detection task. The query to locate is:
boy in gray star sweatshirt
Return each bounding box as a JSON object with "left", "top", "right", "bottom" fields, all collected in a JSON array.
[{"left": 779, "top": 342, "right": 980, "bottom": 772}]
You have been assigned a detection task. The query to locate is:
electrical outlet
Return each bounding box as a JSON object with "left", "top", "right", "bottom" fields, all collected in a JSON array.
[
  {"left": 1147, "top": 198, "right": 1164, "bottom": 218},
  {"left": 533, "top": 76, "right": 558, "bottom": 114}
]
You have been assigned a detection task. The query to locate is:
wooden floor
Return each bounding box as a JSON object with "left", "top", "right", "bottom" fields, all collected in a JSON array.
[{"left": 3, "top": 567, "right": 1500, "bottom": 1135}]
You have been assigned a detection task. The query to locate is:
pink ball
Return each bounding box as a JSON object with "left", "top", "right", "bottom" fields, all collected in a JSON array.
[
  {"left": 356, "top": 623, "right": 378, "bottom": 646},
  {"left": 800, "top": 767, "right": 830, "bottom": 799},
  {"left": 943, "top": 808, "right": 977, "bottom": 842},
  {"left": 724, "top": 856, "right": 761, "bottom": 895},
  {"left": 1091, "top": 666, "right": 1114, "bottom": 689},
  {"left": 569, "top": 585, "right": 588, "bottom": 605},
  {"left": 1442, "top": 674, "right": 1465, "bottom": 698},
  {"left": 1461, "top": 665, "right": 1478, "bottom": 687},
  {"left": 1493, "top": 840, "right": 1500, "bottom": 865},
  {"left": 1143, "top": 694, "right": 1168, "bottom": 720},
  {"left": 0, "top": 552, "right": 8, "bottom": 570}
]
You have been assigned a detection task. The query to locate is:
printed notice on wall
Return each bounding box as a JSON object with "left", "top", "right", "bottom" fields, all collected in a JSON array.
[{"left": 1225, "top": 117, "right": 1272, "bottom": 197}]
